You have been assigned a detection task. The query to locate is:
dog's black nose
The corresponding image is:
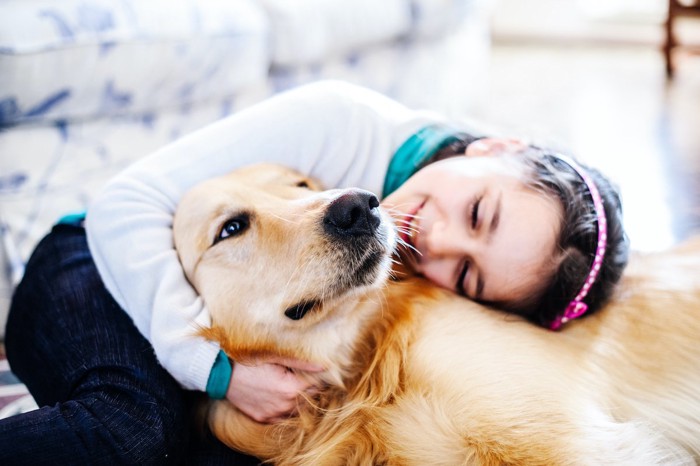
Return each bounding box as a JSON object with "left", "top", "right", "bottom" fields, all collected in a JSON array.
[{"left": 323, "top": 190, "right": 381, "bottom": 238}]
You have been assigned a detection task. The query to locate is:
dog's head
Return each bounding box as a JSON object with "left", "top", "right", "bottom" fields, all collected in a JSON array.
[{"left": 174, "top": 163, "right": 396, "bottom": 368}]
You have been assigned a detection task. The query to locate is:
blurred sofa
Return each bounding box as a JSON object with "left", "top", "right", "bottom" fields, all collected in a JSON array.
[{"left": 0, "top": 0, "right": 492, "bottom": 338}]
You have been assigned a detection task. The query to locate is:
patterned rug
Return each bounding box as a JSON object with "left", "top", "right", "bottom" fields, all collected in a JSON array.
[{"left": 0, "top": 343, "right": 37, "bottom": 419}]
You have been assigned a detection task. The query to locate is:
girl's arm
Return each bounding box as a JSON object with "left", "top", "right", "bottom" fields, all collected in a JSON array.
[{"left": 85, "top": 80, "right": 443, "bottom": 391}]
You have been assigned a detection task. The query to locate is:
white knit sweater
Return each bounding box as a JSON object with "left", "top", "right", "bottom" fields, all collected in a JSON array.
[{"left": 85, "top": 80, "right": 444, "bottom": 391}]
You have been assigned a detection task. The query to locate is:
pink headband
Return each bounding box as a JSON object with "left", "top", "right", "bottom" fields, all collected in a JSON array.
[{"left": 549, "top": 156, "right": 607, "bottom": 330}]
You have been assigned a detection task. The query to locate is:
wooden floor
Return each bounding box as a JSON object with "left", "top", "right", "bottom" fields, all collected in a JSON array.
[{"left": 468, "top": 42, "right": 700, "bottom": 252}]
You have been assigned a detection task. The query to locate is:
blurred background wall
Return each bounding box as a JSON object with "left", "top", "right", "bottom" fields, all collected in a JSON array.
[{"left": 475, "top": 0, "right": 699, "bottom": 254}]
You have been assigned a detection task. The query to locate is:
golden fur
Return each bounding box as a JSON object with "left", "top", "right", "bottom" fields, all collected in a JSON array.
[{"left": 174, "top": 163, "right": 700, "bottom": 465}]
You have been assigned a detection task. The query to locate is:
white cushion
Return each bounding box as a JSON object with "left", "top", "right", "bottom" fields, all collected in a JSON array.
[
  {"left": 259, "top": 0, "right": 480, "bottom": 67},
  {"left": 410, "top": 0, "right": 484, "bottom": 38},
  {"left": 259, "top": 0, "right": 412, "bottom": 67}
]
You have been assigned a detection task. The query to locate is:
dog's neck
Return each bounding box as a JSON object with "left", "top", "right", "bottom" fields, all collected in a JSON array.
[
  {"left": 267, "top": 278, "right": 443, "bottom": 465},
  {"left": 317, "top": 279, "right": 441, "bottom": 400},
  {"left": 203, "top": 276, "right": 442, "bottom": 400}
]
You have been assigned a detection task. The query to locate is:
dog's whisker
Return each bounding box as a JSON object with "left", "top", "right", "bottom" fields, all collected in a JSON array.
[
  {"left": 395, "top": 228, "right": 420, "bottom": 241},
  {"left": 389, "top": 258, "right": 405, "bottom": 270},
  {"left": 392, "top": 218, "right": 416, "bottom": 227},
  {"left": 267, "top": 211, "right": 307, "bottom": 225},
  {"left": 396, "top": 224, "right": 420, "bottom": 238},
  {"left": 382, "top": 206, "right": 423, "bottom": 220},
  {"left": 396, "top": 238, "right": 421, "bottom": 257},
  {"left": 392, "top": 214, "right": 422, "bottom": 225},
  {"left": 394, "top": 217, "right": 419, "bottom": 227},
  {"left": 381, "top": 202, "right": 414, "bottom": 213}
]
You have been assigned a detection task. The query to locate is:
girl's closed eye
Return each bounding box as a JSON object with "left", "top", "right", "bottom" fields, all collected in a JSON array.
[
  {"left": 456, "top": 259, "right": 469, "bottom": 297},
  {"left": 470, "top": 195, "right": 483, "bottom": 230}
]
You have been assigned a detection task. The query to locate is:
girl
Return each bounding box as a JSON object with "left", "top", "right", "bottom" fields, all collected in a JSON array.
[{"left": 2, "top": 81, "right": 628, "bottom": 463}]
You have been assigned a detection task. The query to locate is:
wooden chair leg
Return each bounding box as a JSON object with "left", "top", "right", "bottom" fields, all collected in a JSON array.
[{"left": 664, "top": 0, "right": 676, "bottom": 78}]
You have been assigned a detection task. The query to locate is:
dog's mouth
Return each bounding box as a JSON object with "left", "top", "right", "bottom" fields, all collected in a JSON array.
[
  {"left": 284, "top": 300, "right": 320, "bottom": 320},
  {"left": 283, "top": 246, "right": 389, "bottom": 321}
]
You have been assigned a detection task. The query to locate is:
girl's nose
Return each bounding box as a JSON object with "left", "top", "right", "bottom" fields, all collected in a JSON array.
[{"left": 425, "top": 221, "right": 467, "bottom": 257}]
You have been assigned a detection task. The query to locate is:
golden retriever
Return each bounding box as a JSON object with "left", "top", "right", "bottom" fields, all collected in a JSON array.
[{"left": 173, "top": 163, "right": 700, "bottom": 465}]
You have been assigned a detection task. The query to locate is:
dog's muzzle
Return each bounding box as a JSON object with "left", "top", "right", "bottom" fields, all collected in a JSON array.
[{"left": 282, "top": 190, "right": 388, "bottom": 322}]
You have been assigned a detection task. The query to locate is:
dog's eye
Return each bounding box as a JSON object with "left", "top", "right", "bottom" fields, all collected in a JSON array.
[
  {"left": 215, "top": 215, "right": 250, "bottom": 244},
  {"left": 296, "top": 180, "right": 310, "bottom": 188}
]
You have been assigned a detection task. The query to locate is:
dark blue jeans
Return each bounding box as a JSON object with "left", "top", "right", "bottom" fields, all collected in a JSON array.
[{"left": 0, "top": 223, "right": 259, "bottom": 465}]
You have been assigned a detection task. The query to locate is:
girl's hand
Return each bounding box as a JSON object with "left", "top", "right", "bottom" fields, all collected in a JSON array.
[{"left": 226, "top": 357, "right": 324, "bottom": 424}]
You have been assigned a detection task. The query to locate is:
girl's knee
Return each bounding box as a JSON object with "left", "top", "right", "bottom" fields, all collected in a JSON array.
[{"left": 69, "top": 391, "right": 189, "bottom": 464}]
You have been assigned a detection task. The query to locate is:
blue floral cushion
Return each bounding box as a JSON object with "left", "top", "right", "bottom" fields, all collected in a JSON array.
[{"left": 0, "top": 0, "right": 269, "bottom": 125}]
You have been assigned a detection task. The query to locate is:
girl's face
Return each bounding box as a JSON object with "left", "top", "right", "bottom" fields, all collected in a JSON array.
[{"left": 381, "top": 140, "right": 563, "bottom": 308}]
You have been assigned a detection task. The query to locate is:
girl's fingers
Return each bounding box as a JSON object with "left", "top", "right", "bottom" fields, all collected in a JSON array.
[{"left": 269, "top": 356, "right": 325, "bottom": 372}]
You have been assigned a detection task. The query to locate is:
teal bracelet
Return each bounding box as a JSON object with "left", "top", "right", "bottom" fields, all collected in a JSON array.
[
  {"left": 57, "top": 211, "right": 87, "bottom": 226},
  {"left": 206, "top": 350, "right": 232, "bottom": 399}
]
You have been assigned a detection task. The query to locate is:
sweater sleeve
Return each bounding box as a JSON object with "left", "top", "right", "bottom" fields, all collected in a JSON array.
[{"left": 85, "top": 80, "right": 444, "bottom": 391}]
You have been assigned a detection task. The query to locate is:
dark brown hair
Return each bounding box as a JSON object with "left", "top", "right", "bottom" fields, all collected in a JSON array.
[{"left": 428, "top": 134, "right": 629, "bottom": 327}]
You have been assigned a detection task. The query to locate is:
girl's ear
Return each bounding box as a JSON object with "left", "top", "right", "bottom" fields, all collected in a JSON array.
[{"left": 464, "top": 138, "right": 528, "bottom": 158}]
